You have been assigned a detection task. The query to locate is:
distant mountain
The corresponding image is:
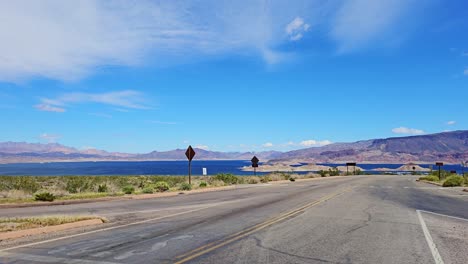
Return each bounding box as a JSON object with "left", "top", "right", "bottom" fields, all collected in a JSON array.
[
  {"left": 0, "top": 131, "right": 466, "bottom": 164},
  {"left": 273, "top": 130, "right": 468, "bottom": 163},
  {"left": 0, "top": 142, "right": 281, "bottom": 163}
]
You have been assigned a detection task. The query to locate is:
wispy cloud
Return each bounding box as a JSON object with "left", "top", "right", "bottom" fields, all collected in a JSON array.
[
  {"left": 330, "top": 0, "right": 415, "bottom": 53},
  {"left": 392, "top": 127, "right": 425, "bottom": 135},
  {"left": 464, "top": 68, "right": 468, "bottom": 75},
  {"left": 195, "top": 145, "right": 209, "bottom": 150},
  {"left": 34, "top": 104, "right": 65, "bottom": 112},
  {"left": 299, "top": 140, "right": 332, "bottom": 147},
  {"left": 38, "top": 133, "right": 61, "bottom": 143},
  {"left": 262, "top": 142, "right": 274, "bottom": 148},
  {"left": 447, "top": 121, "right": 456, "bottom": 125},
  {"left": 285, "top": 17, "right": 310, "bottom": 41},
  {"left": 35, "top": 90, "right": 149, "bottom": 112}
]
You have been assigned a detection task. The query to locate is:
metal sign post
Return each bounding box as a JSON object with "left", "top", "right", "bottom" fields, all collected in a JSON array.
[
  {"left": 251, "top": 156, "right": 259, "bottom": 176},
  {"left": 436, "top": 162, "right": 443, "bottom": 180},
  {"left": 346, "top": 163, "right": 356, "bottom": 175},
  {"left": 185, "top": 146, "right": 196, "bottom": 185}
]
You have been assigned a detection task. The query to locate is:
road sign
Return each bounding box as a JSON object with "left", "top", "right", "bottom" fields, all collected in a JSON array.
[
  {"left": 186, "top": 146, "right": 196, "bottom": 185},
  {"left": 251, "top": 156, "right": 259, "bottom": 176},
  {"left": 435, "top": 162, "right": 444, "bottom": 180},
  {"left": 203, "top": 168, "right": 207, "bottom": 176},
  {"left": 346, "top": 162, "right": 357, "bottom": 175},
  {"left": 185, "top": 146, "right": 196, "bottom": 161}
]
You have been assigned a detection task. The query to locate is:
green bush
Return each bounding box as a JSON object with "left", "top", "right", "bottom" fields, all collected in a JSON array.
[
  {"left": 289, "top": 177, "right": 296, "bottom": 182},
  {"left": 12, "top": 177, "right": 40, "bottom": 193},
  {"left": 179, "top": 183, "right": 192, "bottom": 191},
  {"left": 34, "top": 192, "right": 56, "bottom": 202},
  {"left": 419, "top": 175, "right": 439, "bottom": 182},
  {"left": 248, "top": 178, "right": 259, "bottom": 184},
  {"left": 122, "top": 185, "right": 135, "bottom": 194},
  {"left": 199, "top": 181, "right": 207, "bottom": 188},
  {"left": 65, "top": 176, "right": 92, "bottom": 193},
  {"left": 213, "top": 174, "right": 239, "bottom": 185},
  {"left": 97, "top": 184, "right": 108, "bottom": 193},
  {"left": 142, "top": 186, "right": 154, "bottom": 194},
  {"left": 154, "top": 181, "right": 170, "bottom": 192},
  {"left": 443, "top": 175, "right": 464, "bottom": 187}
]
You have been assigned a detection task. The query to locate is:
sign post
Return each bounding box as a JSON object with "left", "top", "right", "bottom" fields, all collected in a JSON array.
[
  {"left": 435, "top": 162, "right": 444, "bottom": 180},
  {"left": 251, "top": 156, "right": 259, "bottom": 176},
  {"left": 346, "top": 163, "right": 356, "bottom": 175},
  {"left": 185, "top": 146, "right": 196, "bottom": 185}
]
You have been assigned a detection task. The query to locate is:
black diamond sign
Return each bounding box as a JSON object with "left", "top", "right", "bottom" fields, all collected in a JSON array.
[
  {"left": 251, "top": 156, "right": 259, "bottom": 167},
  {"left": 185, "top": 146, "right": 196, "bottom": 161}
]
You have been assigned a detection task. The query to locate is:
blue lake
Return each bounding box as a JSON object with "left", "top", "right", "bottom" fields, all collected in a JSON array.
[{"left": 0, "top": 161, "right": 464, "bottom": 176}]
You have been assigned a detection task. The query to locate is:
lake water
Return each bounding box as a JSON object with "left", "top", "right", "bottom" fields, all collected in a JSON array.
[{"left": 0, "top": 161, "right": 464, "bottom": 176}]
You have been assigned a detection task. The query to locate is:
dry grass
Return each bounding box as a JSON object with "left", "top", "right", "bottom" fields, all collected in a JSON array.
[{"left": 0, "top": 215, "right": 108, "bottom": 233}]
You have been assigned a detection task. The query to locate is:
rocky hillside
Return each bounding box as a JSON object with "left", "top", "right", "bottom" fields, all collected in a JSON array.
[{"left": 273, "top": 130, "right": 468, "bottom": 163}]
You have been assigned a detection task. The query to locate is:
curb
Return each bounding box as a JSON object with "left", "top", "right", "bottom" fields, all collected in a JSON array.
[
  {"left": 417, "top": 180, "right": 443, "bottom": 186},
  {"left": 0, "top": 219, "right": 104, "bottom": 241}
]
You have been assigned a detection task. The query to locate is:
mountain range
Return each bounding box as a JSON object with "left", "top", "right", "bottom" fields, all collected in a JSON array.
[{"left": 0, "top": 130, "right": 467, "bottom": 164}]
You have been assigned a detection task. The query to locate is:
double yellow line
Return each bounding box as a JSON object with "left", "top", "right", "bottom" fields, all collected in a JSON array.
[{"left": 174, "top": 186, "right": 354, "bottom": 264}]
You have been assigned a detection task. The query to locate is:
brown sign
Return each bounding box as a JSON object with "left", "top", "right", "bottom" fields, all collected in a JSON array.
[
  {"left": 251, "top": 156, "right": 259, "bottom": 167},
  {"left": 435, "top": 162, "right": 444, "bottom": 166},
  {"left": 185, "top": 146, "right": 196, "bottom": 161},
  {"left": 346, "top": 162, "right": 357, "bottom": 166}
]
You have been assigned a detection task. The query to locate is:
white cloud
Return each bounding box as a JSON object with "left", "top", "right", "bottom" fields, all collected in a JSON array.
[
  {"left": 464, "top": 68, "right": 468, "bottom": 75},
  {"left": 38, "top": 133, "right": 61, "bottom": 143},
  {"left": 330, "top": 0, "right": 414, "bottom": 53},
  {"left": 262, "top": 142, "right": 274, "bottom": 148},
  {"left": 34, "top": 104, "right": 65, "bottom": 112},
  {"left": 300, "top": 140, "right": 332, "bottom": 147},
  {"left": 195, "top": 145, "right": 209, "bottom": 150},
  {"left": 285, "top": 17, "right": 310, "bottom": 41},
  {"left": 35, "top": 90, "right": 149, "bottom": 112},
  {"left": 447, "top": 121, "right": 456, "bottom": 125},
  {"left": 1, "top": 1, "right": 315, "bottom": 82},
  {"left": 392, "top": 127, "right": 425, "bottom": 135}
]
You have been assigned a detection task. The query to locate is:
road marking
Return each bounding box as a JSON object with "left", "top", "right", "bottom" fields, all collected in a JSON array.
[
  {"left": 416, "top": 210, "right": 445, "bottom": 264},
  {"left": 173, "top": 187, "right": 354, "bottom": 264},
  {"left": 418, "top": 210, "right": 468, "bottom": 223},
  {"left": 0, "top": 251, "right": 119, "bottom": 264},
  {"left": 0, "top": 203, "right": 223, "bottom": 253}
]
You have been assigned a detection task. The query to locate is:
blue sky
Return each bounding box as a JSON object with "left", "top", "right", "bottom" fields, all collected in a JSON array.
[{"left": 0, "top": 0, "right": 467, "bottom": 153}]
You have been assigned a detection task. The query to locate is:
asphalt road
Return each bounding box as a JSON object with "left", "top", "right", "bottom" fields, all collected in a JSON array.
[{"left": 0, "top": 175, "right": 467, "bottom": 264}]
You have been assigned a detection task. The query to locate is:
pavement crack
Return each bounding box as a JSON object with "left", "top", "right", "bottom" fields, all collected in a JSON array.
[
  {"left": 251, "top": 237, "right": 343, "bottom": 264},
  {"left": 345, "top": 205, "right": 373, "bottom": 234}
]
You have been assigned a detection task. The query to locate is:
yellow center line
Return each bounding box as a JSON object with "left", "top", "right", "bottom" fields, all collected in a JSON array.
[{"left": 174, "top": 186, "right": 354, "bottom": 264}]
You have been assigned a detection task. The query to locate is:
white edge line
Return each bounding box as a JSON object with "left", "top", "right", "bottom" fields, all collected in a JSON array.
[
  {"left": 416, "top": 210, "right": 445, "bottom": 264},
  {"left": 0, "top": 204, "right": 218, "bottom": 252},
  {"left": 418, "top": 210, "right": 468, "bottom": 222}
]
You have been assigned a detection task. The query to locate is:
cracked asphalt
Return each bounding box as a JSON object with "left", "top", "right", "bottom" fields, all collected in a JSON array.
[{"left": 0, "top": 175, "right": 467, "bottom": 264}]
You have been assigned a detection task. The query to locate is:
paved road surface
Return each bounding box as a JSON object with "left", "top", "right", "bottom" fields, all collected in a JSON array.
[{"left": 0, "top": 175, "right": 467, "bottom": 264}]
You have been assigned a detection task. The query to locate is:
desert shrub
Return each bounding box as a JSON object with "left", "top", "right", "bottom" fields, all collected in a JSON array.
[
  {"left": 65, "top": 176, "right": 92, "bottom": 193},
  {"left": 12, "top": 177, "right": 40, "bottom": 193},
  {"left": 260, "top": 176, "right": 271, "bottom": 183},
  {"left": 443, "top": 176, "right": 464, "bottom": 187},
  {"left": 419, "top": 175, "right": 439, "bottom": 182},
  {"left": 179, "top": 183, "right": 192, "bottom": 191},
  {"left": 199, "top": 181, "right": 207, "bottom": 188},
  {"left": 289, "top": 177, "right": 296, "bottom": 182},
  {"left": 154, "top": 181, "right": 170, "bottom": 192},
  {"left": 122, "top": 185, "right": 135, "bottom": 194},
  {"left": 213, "top": 174, "right": 239, "bottom": 185},
  {"left": 34, "top": 192, "right": 56, "bottom": 202},
  {"left": 142, "top": 186, "right": 154, "bottom": 194},
  {"left": 318, "top": 170, "right": 328, "bottom": 177},
  {"left": 97, "top": 184, "right": 108, "bottom": 193},
  {"left": 248, "top": 177, "right": 260, "bottom": 184}
]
